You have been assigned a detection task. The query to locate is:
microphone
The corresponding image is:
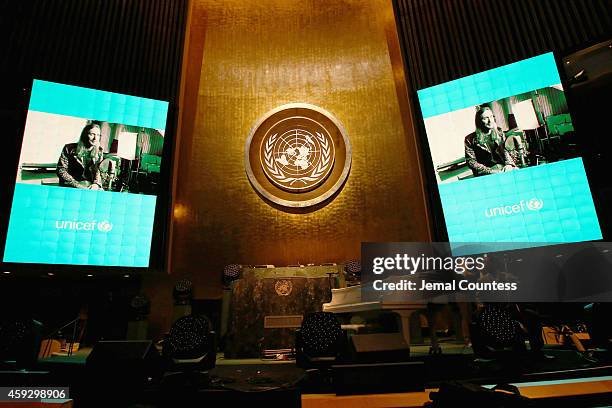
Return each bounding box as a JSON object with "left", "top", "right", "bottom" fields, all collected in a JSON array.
[
  {"left": 108, "top": 159, "right": 116, "bottom": 176},
  {"left": 107, "top": 160, "right": 116, "bottom": 190}
]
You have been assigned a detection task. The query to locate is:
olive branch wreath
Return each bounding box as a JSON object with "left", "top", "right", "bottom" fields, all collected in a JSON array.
[{"left": 263, "top": 132, "right": 331, "bottom": 186}]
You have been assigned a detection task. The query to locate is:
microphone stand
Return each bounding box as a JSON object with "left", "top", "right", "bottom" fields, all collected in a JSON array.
[{"left": 42, "top": 316, "right": 80, "bottom": 357}]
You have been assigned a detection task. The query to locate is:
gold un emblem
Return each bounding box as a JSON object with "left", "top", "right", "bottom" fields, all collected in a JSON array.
[{"left": 245, "top": 103, "right": 351, "bottom": 208}]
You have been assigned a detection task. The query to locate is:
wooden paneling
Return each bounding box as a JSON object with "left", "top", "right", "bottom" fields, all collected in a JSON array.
[{"left": 169, "top": 0, "right": 432, "bottom": 303}]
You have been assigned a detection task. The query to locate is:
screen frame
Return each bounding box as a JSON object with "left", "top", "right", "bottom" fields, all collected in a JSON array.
[
  {"left": 0, "top": 78, "right": 176, "bottom": 276},
  {"left": 411, "top": 50, "right": 608, "bottom": 246},
  {"left": 559, "top": 39, "right": 612, "bottom": 243}
]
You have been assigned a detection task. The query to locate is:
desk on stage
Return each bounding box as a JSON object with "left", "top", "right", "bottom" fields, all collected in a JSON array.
[{"left": 225, "top": 265, "right": 341, "bottom": 358}]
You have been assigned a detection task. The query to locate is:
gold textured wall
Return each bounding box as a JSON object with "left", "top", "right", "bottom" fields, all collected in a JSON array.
[{"left": 157, "top": 0, "right": 431, "bottom": 311}]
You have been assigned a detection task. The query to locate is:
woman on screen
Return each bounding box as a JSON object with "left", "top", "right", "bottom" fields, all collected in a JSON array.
[
  {"left": 57, "top": 123, "right": 104, "bottom": 189},
  {"left": 464, "top": 106, "right": 517, "bottom": 176}
]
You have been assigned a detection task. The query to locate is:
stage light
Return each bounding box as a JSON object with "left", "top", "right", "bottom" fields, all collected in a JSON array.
[
  {"left": 130, "top": 295, "right": 151, "bottom": 320},
  {"left": 126, "top": 295, "right": 151, "bottom": 341},
  {"left": 296, "top": 312, "right": 345, "bottom": 369},
  {"left": 344, "top": 259, "right": 361, "bottom": 284},
  {"left": 163, "top": 315, "right": 215, "bottom": 370},
  {"left": 87, "top": 274, "right": 93, "bottom": 277},
  {"left": 2, "top": 271, "right": 10, "bottom": 275},
  {"left": 222, "top": 264, "right": 242, "bottom": 287},
  {"left": 123, "top": 274, "right": 130, "bottom": 278},
  {"left": 471, "top": 304, "right": 520, "bottom": 357},
  {"left": 173, "top": 279, "right": 193, "bottom": 305},
  {"left": 345, "top": 259, "right": 361, "bottom": 274},
  {"left": 47, "top": 272, "right": 54, "bottom": 276}
]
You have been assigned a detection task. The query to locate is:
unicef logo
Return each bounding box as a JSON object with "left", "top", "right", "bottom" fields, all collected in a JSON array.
[
  {"left": 97, "top": 220, "right": 113, "bottom": 232},
  {"left": 245, "top": 103, "right": 352, "bottom": 208},
  {"left": 262, "top": 129, "right": 334, "bottom": 191},
  {"left": 526, "top": 198, "right": 544, "bottom": 211}
]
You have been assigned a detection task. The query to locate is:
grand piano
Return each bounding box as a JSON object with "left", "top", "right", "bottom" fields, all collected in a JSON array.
[{"left": 323, "top": 275, "right": 451, "bottom": 352}]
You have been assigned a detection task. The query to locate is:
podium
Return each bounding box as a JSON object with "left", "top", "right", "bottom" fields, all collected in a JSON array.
[{"left": 224, "top": 265, "right": 342, "bottom": 358}]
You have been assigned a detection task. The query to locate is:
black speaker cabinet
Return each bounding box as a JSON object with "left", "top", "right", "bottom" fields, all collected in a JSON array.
[
  {"left": 84, "top": 340, "right": 162, "bottom": 405},
  {"left": 332, "top": 361, "right": 425, "bottom": 395},
  {"left": 86, "top": 340, "right": 161, "bottom": 382},
  {"left": 0, "top": 319, "right": 43, "bottom": 369},
  {"left": 348, "top": 333, "right": 410, "bottom": 363}
]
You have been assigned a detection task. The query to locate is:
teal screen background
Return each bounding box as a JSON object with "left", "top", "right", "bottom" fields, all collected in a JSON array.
[
  {"left": 416, "top": 53, "right": 602, "bottom": 252},
  {"left": 3, "top": 80, "right": 169, "bottom": 267}
]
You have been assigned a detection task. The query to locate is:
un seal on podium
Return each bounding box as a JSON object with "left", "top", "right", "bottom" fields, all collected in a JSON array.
[{"left": 245, "top": 103, "right": 351, "bottom": 208}]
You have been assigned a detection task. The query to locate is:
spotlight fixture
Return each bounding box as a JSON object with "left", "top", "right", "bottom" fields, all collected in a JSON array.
[
  {"left": 222, "top": 264, "right": 242, "bottom": 287},
  {"left": 296, "top": 312, "right": 344, "bottom": 369},
  {"left": 129, "top": 295, "right": 151, "bottom": 320},
  {"left": 344, "top": 259, "right": 361, "bottom": 284},
  {"left": 173, "top": 279, "right": 193, "bottom": 305},
  {"left": 345, "top": 259, "right": 361, "bottom": 275},
  {"left": 163, "top": 315, "right": 216, "bottom": 370}
]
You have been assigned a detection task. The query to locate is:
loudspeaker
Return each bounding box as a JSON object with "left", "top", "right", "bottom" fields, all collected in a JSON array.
[
  {"left": 0, "top": 319, "right": 43, "bottom": 369},
  {"left": 84, "top": 340, "right": 161, "bottom": 406},
  {"left": 332, "top": 361, "right": 425, "bottom": 395},
  {"left": 348, "top": 333, "right": 410, "bottom": 363},
  {"left": 86, "top": 340, "right": 162, "bottom": 382}
]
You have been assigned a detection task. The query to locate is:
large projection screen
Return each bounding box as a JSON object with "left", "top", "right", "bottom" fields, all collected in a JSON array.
[
  {"left": 416, "top": 53, "right": 601, "bottom": 254},
  {"left": 3, "top": 80, "right": 169, "bottom": 267}
]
